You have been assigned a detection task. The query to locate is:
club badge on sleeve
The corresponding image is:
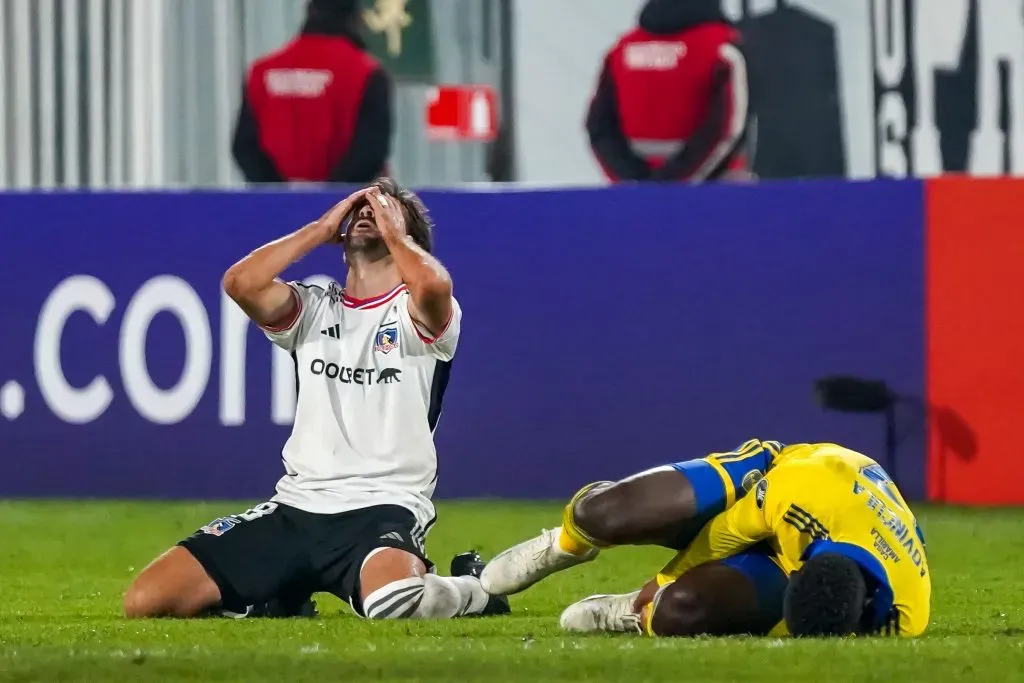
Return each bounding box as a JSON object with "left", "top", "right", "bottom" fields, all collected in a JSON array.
[
  {"left": 375, "top": 327, "right": 399, "bottom": 354},
  {"left": 201, "top": 517, "right": 238, "bottom": 536}
]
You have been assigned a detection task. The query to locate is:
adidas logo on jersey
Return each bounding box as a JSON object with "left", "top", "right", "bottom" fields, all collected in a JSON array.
[
  {"left": 379, "top": 531, "right": 405, "bottom": 543},
  {"left": 321, "top": 324, "right": 341, "bottom": 339}
]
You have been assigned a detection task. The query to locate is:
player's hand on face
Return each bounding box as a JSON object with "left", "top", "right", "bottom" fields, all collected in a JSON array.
[
  {"left": 317, "top": 187, "right": 372, "bottom": 245},
  {"left": 366, "top": 190, "right": 408, "bottom": 243}
]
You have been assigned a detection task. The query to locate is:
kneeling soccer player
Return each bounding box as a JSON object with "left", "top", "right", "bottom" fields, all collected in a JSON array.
[
  {"left": 124, "top": 181, "right": 507, "bottom": 621},
  {"left": 484, "top": 441, "right": 931, "bottom": 637}
]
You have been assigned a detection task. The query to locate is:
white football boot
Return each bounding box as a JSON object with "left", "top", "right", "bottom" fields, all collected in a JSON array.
[
  {"left": 480, "top": 527, "right": 598, "bottom": 596},
  {"left": 559, "top": 591, "right": 643, "bottom": 634}
]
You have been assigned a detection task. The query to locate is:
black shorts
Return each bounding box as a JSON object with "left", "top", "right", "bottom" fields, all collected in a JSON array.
[{"left": 179, "top": 502, "right": 433, "bottom": 616}]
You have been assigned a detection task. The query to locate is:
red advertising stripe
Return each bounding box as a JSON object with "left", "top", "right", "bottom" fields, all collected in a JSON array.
[{"left": 926, "top": 177, "right": 1024, "bottom": 504}]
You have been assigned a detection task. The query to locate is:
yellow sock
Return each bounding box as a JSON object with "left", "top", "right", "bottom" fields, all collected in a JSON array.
[
  {"left": 557, "top": 482, "right": 611, "bottom": 555},
  {"left": 642, "top": 584, "right": 668, "bottom": 637},
  {"left": 557, "top": 527, "right": 594, "bottom": 555},
  {"left": 642, "top": 602, "right": 656, "bottom": 636}
]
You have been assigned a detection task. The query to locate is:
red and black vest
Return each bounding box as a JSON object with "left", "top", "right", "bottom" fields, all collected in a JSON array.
[
  {"left": 607, "top": 22, "right": 748, "bottom": 174},
  {"left": 246, "top": 35, "right": 378, "bottom": 182}
]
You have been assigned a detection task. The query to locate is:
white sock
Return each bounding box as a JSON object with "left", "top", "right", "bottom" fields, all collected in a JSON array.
[{"left": 362, "top": 574, "right": 490, "bottom": 620}]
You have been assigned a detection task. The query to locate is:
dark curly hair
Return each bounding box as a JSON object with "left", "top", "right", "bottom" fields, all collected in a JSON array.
[{"left": 784, "top": 554, "right": 867, "bottom": 637}]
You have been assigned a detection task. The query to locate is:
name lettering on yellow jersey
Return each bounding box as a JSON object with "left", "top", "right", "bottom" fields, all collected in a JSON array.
[
  {"left": 853, "top": 481, "right": 927, "bottom": 577},
  {"left": 870, "top": 528, "right": 900, "bottom": 563}
]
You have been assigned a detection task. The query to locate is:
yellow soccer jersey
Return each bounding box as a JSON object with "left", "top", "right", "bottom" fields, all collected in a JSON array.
[{"left": 658, "top": 443, "right": 931, "bottom": 637}]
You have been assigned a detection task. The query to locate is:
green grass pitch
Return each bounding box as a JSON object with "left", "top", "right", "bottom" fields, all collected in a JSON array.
[{"left": 1, "top": 500, "right": 1023, "bottom": 682}]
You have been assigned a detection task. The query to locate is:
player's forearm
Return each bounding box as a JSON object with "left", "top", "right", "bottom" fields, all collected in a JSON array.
[
  {"left": 223, "top": 222, "right": 327, "bottom": 299},
  {"left": 381, "top": 233, "right": 453, "bottom": 324}
]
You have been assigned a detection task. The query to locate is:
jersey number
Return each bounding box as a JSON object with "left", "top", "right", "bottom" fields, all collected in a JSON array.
[
  {"left": 236, "top": 502, "right": 279, "bottom": 522},
  {"left": 859, "top": 464, "right": 904, "bottom": 511}
]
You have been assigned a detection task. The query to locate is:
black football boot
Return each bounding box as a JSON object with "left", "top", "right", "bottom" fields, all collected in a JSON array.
[{"left": 451, "top": 550, "right": 511, "bottom": 616}]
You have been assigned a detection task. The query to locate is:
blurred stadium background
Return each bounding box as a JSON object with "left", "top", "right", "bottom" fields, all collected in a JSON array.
[{"left": 2, "top": 1, "right": 1024, "bottom": 681}]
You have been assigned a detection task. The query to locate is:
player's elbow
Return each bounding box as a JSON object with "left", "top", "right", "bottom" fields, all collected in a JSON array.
[{"left": 222, "top": 266, "right": 255, "bottom": 302}]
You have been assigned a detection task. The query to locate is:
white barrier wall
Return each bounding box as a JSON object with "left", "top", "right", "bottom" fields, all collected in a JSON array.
[
  {"left": 0, "top": 0, "right": 501, "bottom": 189},
  {"left": 512, "top": 0, "right": 1024, "bottom": 184},
  {"left": 3, "top": 0, "right": 1022, "bottom": 187},
  {"left": 511, "top": 0, "right": 645, "bottom": 185}
]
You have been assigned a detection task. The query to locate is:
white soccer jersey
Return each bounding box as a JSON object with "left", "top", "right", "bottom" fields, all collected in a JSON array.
[{"left": 262, "top": 280, "right": 460, "bottom": 536}]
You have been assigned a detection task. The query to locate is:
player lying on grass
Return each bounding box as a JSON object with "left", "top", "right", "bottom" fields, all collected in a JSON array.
[
  {"left": 124, "top": 179, "right": 507, "bottom": 621},
  {"left": 482, "top": 440, "right": 930, "bottom": 637}
]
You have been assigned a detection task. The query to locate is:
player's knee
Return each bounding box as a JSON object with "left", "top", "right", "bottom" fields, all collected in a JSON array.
[
  {"left": 124, "top": 547, "right": 220, "bottom": 619},
  {"left": 649, "top": 583, "right": 711, "bottom": 637},
  {"left": 123, "top": 579, "right": 165, "bottom": 619},
  {"left": 362, "top": 576, "right": 428, "bottom": 620},
  {"left": 573, "top": 483, "right": 633, "bottom": 544}
]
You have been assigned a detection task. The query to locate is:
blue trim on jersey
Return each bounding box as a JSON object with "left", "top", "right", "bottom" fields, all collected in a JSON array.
[
  {"left": 720, "top": 547, "right": 788, "bottom": 620},
  {"left": 715, "top": 448, "right": 773, "bottom": 492},
  {"left": 671, "top": 444, "right": 775, "bottom": 518},
  {"left": 671, "top": 460, "right": 728, "bottom": 519},
  {"left": 803, "top": 540, "right": 895, "bottom": 633}
]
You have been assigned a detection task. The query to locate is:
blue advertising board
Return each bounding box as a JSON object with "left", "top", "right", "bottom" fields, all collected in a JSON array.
[{"left": 0, "top": 181, "right": 926, "bottom": 500}]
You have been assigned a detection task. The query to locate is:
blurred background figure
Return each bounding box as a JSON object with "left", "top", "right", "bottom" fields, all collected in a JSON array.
[
  {"left": 586, "top": 0, "right": 752, "bottom": 184},
  {"left": 232, "top": 0, "right": 393, "bottom": 184},
  {"left": 485, "top": 125, "right": 514, "bottom": 183}
]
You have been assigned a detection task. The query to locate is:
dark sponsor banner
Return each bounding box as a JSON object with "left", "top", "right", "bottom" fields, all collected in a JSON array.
[{"left": 0, "top": 182, "right": 925, "bottom": 500}]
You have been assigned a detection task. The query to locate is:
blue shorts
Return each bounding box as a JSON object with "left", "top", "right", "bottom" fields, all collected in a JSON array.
[
  {"left": 671, "top": 440, "right": 781, "bottom": 519},
  {"left": 720, "top": 545, "right": 789, "bottom": 620}
]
